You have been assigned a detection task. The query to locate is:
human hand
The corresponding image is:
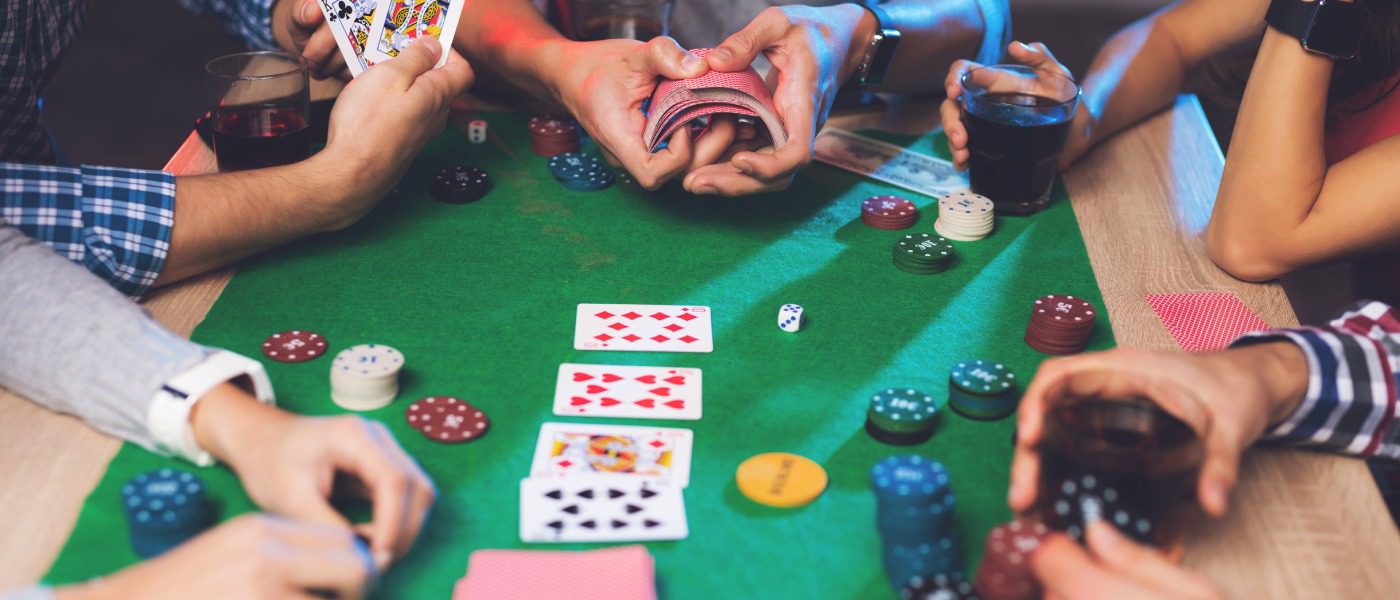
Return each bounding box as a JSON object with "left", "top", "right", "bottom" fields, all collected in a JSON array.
[
  {"left": 547, "top": 37, "right": 707, "bottom": 190},
  {"left": 272, "top": 0, "right": 350, "bottom": 81},
  {"left": 682, "top": 5, "right": 873, "bottom": 196},
  {"left": 1033, "top": 521, "right": 1224, "bottom": 600},
  {"left": 55, "top": 514, "right": 375, "bottom": 600},
  {"left": 317, "top": 37, "right": 473, "bottom": 230},
  {"left": 939, "top": 41, "right": 1075, "bottom": 170},
  {"left": 1009, "top": 343, "right": 1308, "bottom": 518},
  {"left": 192, "top": 385, "right": 437, "bottom": 570}
]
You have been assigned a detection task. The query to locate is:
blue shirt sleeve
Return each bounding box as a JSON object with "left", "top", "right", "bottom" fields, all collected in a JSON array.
[{"left": 175, "top": 0, "right": 279, "bottom": 50}]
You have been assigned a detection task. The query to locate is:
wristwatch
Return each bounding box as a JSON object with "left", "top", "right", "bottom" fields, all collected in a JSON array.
[
  {"left": 1265, "top": 0, "right": 1371, "bottom": 60},
  {"left": 843, "top": 1, "right": 901, "bottom": 89}
]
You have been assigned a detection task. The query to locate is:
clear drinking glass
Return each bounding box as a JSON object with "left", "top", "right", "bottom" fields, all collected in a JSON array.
[
  {"left": 567, "top": 0, "right": 673, "bottom": 41},
  {"left": 205, "top": 51, "right": 311, "bottom": 172},
  {"left": 960, "top": 65, "right": 1080, "bottom": 215}
]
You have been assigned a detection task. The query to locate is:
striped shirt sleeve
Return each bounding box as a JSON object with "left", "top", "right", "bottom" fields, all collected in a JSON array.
[{"left": 1232, "top": 301, "right": 1400, "bottom": 459}]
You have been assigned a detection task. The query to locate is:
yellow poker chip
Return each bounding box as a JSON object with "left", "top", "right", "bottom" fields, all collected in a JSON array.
[{"left": 736, "top": 452, "right": 829, "bottom": 508}]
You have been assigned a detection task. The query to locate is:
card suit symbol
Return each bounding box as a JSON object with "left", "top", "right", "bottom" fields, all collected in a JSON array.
[
  {"left": 585, "top": 385, "right": 607, "bottom": 394},
  {"left": 635, "top": 399, "right": 655, "bottom": 408},
  {"left": 626, "top": 504, "right": 644, "bottom": 514},
  {"left": 677, "top": 313, "right": 698, "bottom": 322},
  {"left": 570, "top": 397, "right": 591, "bottom": 406},
  {"left": 593, "top": 334, "right": 614, "bottom": 342},
  {"left": 663, "top": 324, "right": 684, "bottom": 332},
  {"left": 577, "top": 489, "right": 595, "bottom": 499},
  {"left": 664, "top": 376, "right": 686, "bottom": 385},
  {"left": 648, "top": 440, "right": 666, "bottom": 449},
  {"left": 644, "top": 519, "right": 662, "bottom": 528},
  {"left": 579, "top": 520, "right": 597, "bottom": 530},
  {"left": 640, "top": 488, "right": 659, "bottom": 499},
  {"left": 602, "top": 374, "right": 624, "bottom": 383},
  {"left": 635, "top": 375, "right": 657, "bottom": 384},
  {"left": 664, "top": 400, "right": 685, "bottom": 410},
  {"left": 650, "top": 335, "right": 670, "bottom": 343},
  {"left": 611, "top": 519, "right": 629, "bottom": 529},
  {"left": 545, "top": 490, "right": 563, "bottom": 500},
  {"left": 557, "top": 460, "right": 574, "bottom": 469},
  {"left": 593, "top": 311, "right": 616, "bottom": 320},
  {"left": 572, "top": 372, "right": 594, "bottom": 382},
  {"left": 607, "top": 322, "right": 628, "bottom": 331},
  {"left": 649, "top": 312, "right": 671, "bottom": 320},
  {"left": 608, "top": 488, "right": 626, "bottom": 499},
  {"left": 332, "top": 0, "right": 352, "bottom": 20},
  {"left": 562, "top": 505, "right": 581, "bottom": 515},
  {"left": 547, "top": 520, "right": 565, "bottom": 531},
  {"left": 621, "top": 311, "right": 643, "bottom": 320},
  {"left": 678, "top": 335, "right": 698, "bottom": 344},
  {"left": 622, "top": 334, "right": 641, "bottom": 342},
  {"left": 649, "top": 387, "right": 670, "bottom": 397},
  {"left": 600, "top": 397, "right": 621, "bottom": 407}
]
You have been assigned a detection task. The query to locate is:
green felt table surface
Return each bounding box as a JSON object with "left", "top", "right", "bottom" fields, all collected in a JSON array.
[{"left": 46, "top": 113, "right": 1114, "bottom": 598}]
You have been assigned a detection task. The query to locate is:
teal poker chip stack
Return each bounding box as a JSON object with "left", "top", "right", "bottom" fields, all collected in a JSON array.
[
  {"left": 871, "top": 455, "right": 961, "bottom": 591},
  {"left": 947, "top": 360, "right": 1020, "bottom": 421},
  {"left": 866, "top": 387, "right": 940, "bottom": 445},
  {"left": 121, "top": 468, "right": 213, "bottom": 558},
  {"left": 892, "top": 233, "right": 956, "bottom": 275},
  {"left": 547, "top": 152, "right": 615, "bottom": 192}
]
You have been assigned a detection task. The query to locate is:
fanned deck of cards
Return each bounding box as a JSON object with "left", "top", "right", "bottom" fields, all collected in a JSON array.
[
  {"left": 573, "top": 303, "right": 714, "bottom": 353},
  {"left": 314, "top": 0, "right": 463, "bottom": 77},
  {"left": 642, "top": 48, "right": 788, "bottom": 152}
]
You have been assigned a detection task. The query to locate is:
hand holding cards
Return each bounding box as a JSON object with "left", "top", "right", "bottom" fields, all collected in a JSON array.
[
  {"left": 314, "top": 0, "right": 463, "bottom": 77},
  {"left": 642, "top": 48, "right": 788, "bottom": 153}
]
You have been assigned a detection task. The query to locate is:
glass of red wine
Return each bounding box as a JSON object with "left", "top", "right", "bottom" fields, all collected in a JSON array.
[
  {"left": 205, "top": 51, "right": 311, "bottom": 172},
  {"left": 567, "top": 0, "right": 672, "bottom": 41},
  {"left": 1036, "top": 394, "right": 1203, "bottom": 548},
  {"left": 960, "top": 65, "right": 1080, "bottom": 215}
]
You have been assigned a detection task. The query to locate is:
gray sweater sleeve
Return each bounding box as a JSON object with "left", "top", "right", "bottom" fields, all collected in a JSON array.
[{"left": 0, "top": 224, "right": 211, "bottom": 451}]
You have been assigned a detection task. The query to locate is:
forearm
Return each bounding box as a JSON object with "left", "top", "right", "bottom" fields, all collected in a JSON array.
[
  {"left": 156, "top": 153, "right": 351, "bottom": 286},
  {"left": 454, "top": 0, "right": 571, "bottom": 103},
  {"left": 862, "top": 0, "right": 1001, "bottom": 94}
]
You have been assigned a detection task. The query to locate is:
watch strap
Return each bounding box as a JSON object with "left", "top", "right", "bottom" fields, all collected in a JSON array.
[
  {"left": 845, "top": 1, "right": 901, "bottom": 90},
  {"left": 1265, "top": 0, "right": 1318, "bottom": 41},
  {"left": 146, "top": 350, "right": 274, "bottom": 466}
]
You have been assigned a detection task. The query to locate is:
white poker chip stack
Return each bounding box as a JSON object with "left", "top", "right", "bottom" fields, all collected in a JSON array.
[
  {"left": 778, "top": 304, "right": 805, "bottom": 333},
  {"left": 329, "top": 344, "right": 405, "bottom": 411},
  {"left": 934, "top": 191, "right": 995, "bottom": 242}
]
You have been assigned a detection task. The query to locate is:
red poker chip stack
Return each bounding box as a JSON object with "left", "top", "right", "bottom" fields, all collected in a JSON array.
[
  {"left": 528, "top": 115, "right": 581, "bottom": 157},
  {"left": 405, "top": 396, "right": 490, "bottom": 444},
  {"left": 973, "top": 519, "right": 1049, "bottom": 600},
  {"left": 1024, "top": 294, "right": 1097, "bottom": 355},
  {"left": 861, "top": 195, "right": 919, "bottom": 230}
]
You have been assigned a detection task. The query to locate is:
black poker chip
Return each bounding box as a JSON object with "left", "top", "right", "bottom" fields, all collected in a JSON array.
[{"left": 431, "top": 165, "right": 491, "bottom": 204}]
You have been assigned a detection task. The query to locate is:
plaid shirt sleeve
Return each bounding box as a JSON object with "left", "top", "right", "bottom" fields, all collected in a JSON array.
[
  {"left": 0, "top": 162, "right": 175, "bottom": 299},
  {"left": 1232, "top": 301, "right": 1400, "bottom": 459},
  {"left": 175, "top": 0, "right": 278, "bottom": 51}
]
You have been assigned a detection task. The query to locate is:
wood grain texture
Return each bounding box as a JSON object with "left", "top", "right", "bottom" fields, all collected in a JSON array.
[{"left": 1, "top": 95, "right": 1396, "bottom": 597}]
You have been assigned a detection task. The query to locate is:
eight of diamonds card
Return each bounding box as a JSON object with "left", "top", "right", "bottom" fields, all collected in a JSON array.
[
  {"left": 519, "top": 474, "right": 688, "bottom": 543},
  {"left": 573, "top": 304, "right": 713, "bottom": 353},
  {"left": 530, "top": 422, "right": 693, "bottom": 487},
  {"left": 553, "top": 364, "right": 703, "bottom": 421}
]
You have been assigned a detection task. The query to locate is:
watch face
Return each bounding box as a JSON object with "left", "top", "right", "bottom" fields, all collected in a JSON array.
[{"left": 1305, "top": 1, "right": 1370, "bottom": 59}]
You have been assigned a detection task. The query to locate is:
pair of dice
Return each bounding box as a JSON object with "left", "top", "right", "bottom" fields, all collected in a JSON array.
[{"left": 779, "top": 304, "right": 805, "bottom": 333}]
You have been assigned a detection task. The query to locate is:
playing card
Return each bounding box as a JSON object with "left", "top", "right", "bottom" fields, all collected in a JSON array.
[
  {"left": 531, "top": 422, "right": 693, "bottom": 487},
  {"left": 553, "top": 364, "right": 703, "bottom": 421},
  {"left": 365, "top": 0, "right": 464, "bottom": 67},
  {"left": 313, "top": 0, "right": 379, "bottom": 77},
  {"left": 642, "top": 48, "right": 787, "bottom": 153},
  {"left": 1146, "top": 292, "right": 1270, "bottom": 352},
  {"left": 519, "top": 475, "right": 688, "bottom": 543},
  {"left": 573, "top": 304, "right": 714, "bottom": 353},
  {"left": 453, "top": 546, "right": 657, "bottom": 600}
]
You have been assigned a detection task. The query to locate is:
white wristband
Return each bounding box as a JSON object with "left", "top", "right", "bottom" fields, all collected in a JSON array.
[{"left": 146, "top": 350, "right": 275, "bottom": 466}]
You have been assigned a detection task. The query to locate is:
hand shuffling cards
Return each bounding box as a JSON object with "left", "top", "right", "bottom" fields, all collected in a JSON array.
[
  {"left": 553, "top": 364, "right": 703, "bottom": 421},
  {"left": 573, "top": 304, "right": 714, "bottom": 353}
]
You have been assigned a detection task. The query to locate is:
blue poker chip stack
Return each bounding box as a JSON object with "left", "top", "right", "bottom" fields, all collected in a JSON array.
[
  {"left": 547, "top": 152, "right": 615, "bottom": 192},
  {"left": 871, "top": 455, "right": 961, "bottom": 591},
  {"left": 121, "top": 468, "right": 213, "bottom": 558}
]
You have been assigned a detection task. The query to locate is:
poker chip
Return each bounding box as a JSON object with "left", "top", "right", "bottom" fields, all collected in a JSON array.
[
  {"left": 1042, "top": 472, "right": 1154, "bottom": 544},
  {"left": 947, "top": 360, "right": 1019, "bottom": 421},
  {"left": 861, "top": 195, "right": 919, "bottom": 230},
  {"left": 431, "top": 165, "right": 492, "bottom": 204},
  {"left": 547, "top": 152, "right": 601, "bottom": 181},
  {"left": 616, "top": 170, "right": 646, "bottom": 193},
  {"left": 974, "top": 519, "right": 1048, "bottom": 600},
  {"left": 735, "top": 452, "right": 829, "bottom": 508},
  {"left": 528, "top": 114, "right": 581, "bottom": 157},
  {"left": 872, "top": 456, "right": 961, "bottom": 591},
  {"left": 405, "top": 396, "right": 490, "bottom": 443},
  {"left": 866, "top": 388, "right": 939, "bottom": 445},
  {"left": 329, "top": 343, "right": 404, "bottom": 411},
  {"left": 935, "top": 191, "right": 995, "bottom": 242},
  {"left": 562, "top": 169, "right": 615, "bottom": 192},
  {"left": 121, "top": 469, "right": 212, "bottom": 558},
  {"left": 893, "top": 234, "right": 956, "bottom": 275},
  {"left": 903, "top": 573, "right": 981, "bottom": 600},
  {"left": 260, "top": 330, "right": 328, "bottom": 363},
  {"left": 1023, "top": 294, "right": 1097, "bottom": 355}
]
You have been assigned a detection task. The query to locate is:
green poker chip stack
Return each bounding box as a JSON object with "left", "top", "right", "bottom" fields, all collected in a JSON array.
[
  {"left": 892, "top": 233, "right": 956, "bottom": 275},
  {"left": 947, "top": 359, "right": 1020, "bottom": 421},
  {"left": 866, "top": 387, "right": 940, "bottom": 445}
]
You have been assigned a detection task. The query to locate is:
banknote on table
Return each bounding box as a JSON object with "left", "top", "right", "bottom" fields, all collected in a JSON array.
[{"left": 813, "top": 127, "right": 969, "bottom": 198}]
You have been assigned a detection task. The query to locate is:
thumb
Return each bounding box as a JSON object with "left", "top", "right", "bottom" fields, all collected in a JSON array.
[
  {"left": 297, "top": 0, "right": 322, "bottom": 28},
  {"left": 643, "top": 37, "right": 707, "bottom": 80},
  {"left": 386, "top": 36, "right": 442, "bottom": 77},
  {"left": 709, "top": 14, "right": 784, "bottom": 71},
  {"left": 1196, "top": 443, "right": 1240, "bottom": 518},
  {"left": 1008, "top": 41, "right": 1066, "bottom": 73}
]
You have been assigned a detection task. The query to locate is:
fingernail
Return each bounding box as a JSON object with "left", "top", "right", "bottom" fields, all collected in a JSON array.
[
  {"left": 302, "top": 2, "right": 317, "bottom": 21},
  {"left": 710, "top": 48, "right": 730, "bottom": 63},
  {"left": 1017, "top": 41, "right": 1036, "bottom": 53},
  {"left": 682, "top": 53, "right": 703, "bottom": 72},
  {"left": 373, "top": 549, "right": 393, "bottom": 570},
  {"left": 693, "top": 185, "right": 716, "bottom": 195}
]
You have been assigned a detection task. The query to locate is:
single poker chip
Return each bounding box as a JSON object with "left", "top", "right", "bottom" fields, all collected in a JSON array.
[
  {"left": 405, "top": 396, "right": 489, "bottom": 443},
  {"left": 1043, "top": 472, "right": 1155, "bottom": 544},
  {"left": 893, "top": 234, "right": 956, "bottom": 275},
  {"left": 903, "top": 573, "right": 981, "bottom": 600},
  {"left": 884, "top": 539, "right": 964, "bottom": 593},
  {"left": 332, "top": 344, "right": 404, "bottom": 378},
  {"left": 1024, "top": 294, "right": 1098, "bottom": 355},
  {"left": 547, "top": 152, "right": 602, "bottom": 181},
  {"left": 261, "top": 330, "right": 328, "bottom": 363},
  {"left": 949, "top": 360, "right": 1017, "bottom": 396},
  {"left": 735, "top": 452, "right": 829, "bottom": 508},
  {"left": 862, "top": 196, "right": 919, "bottom": 230},
  {"left": 974, "top": 519, "right": 1049, "bottom": 600},
  {"left": 431, "top": 165, "right": 492, "bottom": 204},
  {"left": 868, "top": 388, "right": 939, "bottom": 434}
]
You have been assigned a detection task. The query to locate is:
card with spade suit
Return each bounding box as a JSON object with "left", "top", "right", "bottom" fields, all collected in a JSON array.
[
  {"left": 519, "top": 474, "right": 688, "bottom": 543},
  {"left": 553, "top": 363, "right": 703, "bottom": 421}
]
